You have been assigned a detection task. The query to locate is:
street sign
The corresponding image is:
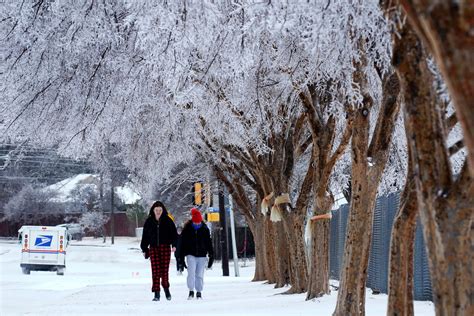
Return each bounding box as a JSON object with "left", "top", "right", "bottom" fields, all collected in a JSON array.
[{"left": 207, "top": 212, "right": 220, "bottom": 222}]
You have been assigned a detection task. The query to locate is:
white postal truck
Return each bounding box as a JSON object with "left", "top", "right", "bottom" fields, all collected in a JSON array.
[{"left": 18, "top": 226, "right": 68, "bottom": 275}]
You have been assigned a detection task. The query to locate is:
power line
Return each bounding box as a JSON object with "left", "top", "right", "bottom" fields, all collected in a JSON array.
[
  {"left": 0, "top": 176, "right": 70, "bottom": 182},
  {"left": 0, "top": 152, "right": 89, "bottom": 161},
  {"left": 1, "top": 160, "right": 90, "bottom": 167}
]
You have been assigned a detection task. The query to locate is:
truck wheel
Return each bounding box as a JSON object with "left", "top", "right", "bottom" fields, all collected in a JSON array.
[
  {"left": 57, "top": 268, "right": 64, "bottom": 276},
  {"left": 22, "top": 267, "right": 30, "bottom": 275}
]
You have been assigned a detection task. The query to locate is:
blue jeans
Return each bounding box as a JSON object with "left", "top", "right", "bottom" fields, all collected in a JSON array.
[{"left": 186, "top": 255, "right": 207, "bottom": 292}]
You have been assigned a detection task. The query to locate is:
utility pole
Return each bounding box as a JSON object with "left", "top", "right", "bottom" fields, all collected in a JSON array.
[
  {"left": 218, "top": 184, "right": 229, "bottom": 276},
  {"left": 99, "top": 173, "right": 106, "bottom": 243},
  {"left": 229, "top": 195, "right": 240, "bottom": 277},
  {"left": 111, "top": 185, "right": 115, "bottom": 245},
  {"left": 243, "top": 225, "right": 248, "bottom": 267}
]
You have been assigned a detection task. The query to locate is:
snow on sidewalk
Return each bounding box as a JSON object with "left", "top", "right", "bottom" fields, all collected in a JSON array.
[{"left": 0, "top": 237, "right": 434, "bottom": 316}]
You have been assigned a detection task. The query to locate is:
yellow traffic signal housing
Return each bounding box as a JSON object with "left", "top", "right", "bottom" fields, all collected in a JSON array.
[{"left": 194, "top": 182, "right": 202, "bottom": 205}]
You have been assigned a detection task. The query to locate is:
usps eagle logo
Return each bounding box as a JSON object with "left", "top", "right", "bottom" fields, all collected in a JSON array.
[{"left": 34, "top": 235, "right": 53, "bottom": 247}]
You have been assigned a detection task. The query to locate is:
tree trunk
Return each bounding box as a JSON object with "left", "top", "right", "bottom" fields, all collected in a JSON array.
[
  {"left": 334, "top": 53, "right": 401, "bottom": 314},
  {"left": 250, "top": 220, "right": 266, "bottom": 282},
  {"left": 409, "top": 126, "right": 473, "bottom": 316},
  {"left": 306, "top": 195, "right": 333, "bottom": 300},
  {"left": 394, "top": 19, "right": 474, "bottom": 316},
  {"left": 273, "top": 221, "right": 291, "bottom": 288},
  {"left": 307, "top": 219, "right": 330, "bottom": 299},
  {"left": 432, "top": 192, "right": 473, "bottom": 316},
  {"left": 282, "top": 214, "right": 308, "bottom": 294},
  {"left": 399, "top": 1, "right": 474, "bottom": 177},
  {"left": 334, "top": 108, "right": 374, "bottom": 316},
  {"left": 263, "top": 217, "right": 278, "bottom": 284},
  {"left": 333, "top": 191, "right": 377, "bottom": 316},
  {"left": 387, "top": 162, "right": 417, "bottom": 316},
  {"left": 297, "top": 81, "right": 354, "bottom": 301},
  {"left": 405, "top": 97, "right": 474, "bottom": 315}
]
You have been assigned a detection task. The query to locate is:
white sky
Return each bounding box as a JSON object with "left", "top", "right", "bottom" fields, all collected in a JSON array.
[{"left": 0, "top": 237, "right": 434, "bottom": 316}]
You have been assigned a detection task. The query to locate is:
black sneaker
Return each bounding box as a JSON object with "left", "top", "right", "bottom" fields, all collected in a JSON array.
[
  {"left": 188, "top": 291, "right": 194, "bottom": 300},
  {"left": 152, "top": 292, "right": 160, "bottom": 301},
  {"left": 196, "top": 292, "right": 202, "bottom": 299},
  {"left": 164, "top": 288, "right": 171, "bottom": 300}
]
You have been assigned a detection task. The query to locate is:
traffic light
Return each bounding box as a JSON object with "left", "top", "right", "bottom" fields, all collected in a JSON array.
[
  {"left": 193, "top": 182, "right": 202, "bottom": 205},
  {"left": 204, "top": 182, "right": 212, "bottom": 206},
  {"left": 193, "top": 182, "right": 213, "bottom": 206}
]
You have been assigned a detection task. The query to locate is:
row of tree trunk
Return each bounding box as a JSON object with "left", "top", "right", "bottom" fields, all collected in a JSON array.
[{"left": 204, "top": 2, "right": 473, "bottom": 315}]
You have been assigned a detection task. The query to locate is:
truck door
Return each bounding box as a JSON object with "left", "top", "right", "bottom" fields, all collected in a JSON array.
[{"left": 28, "top": 228, "right": 59, "bottom": 264}]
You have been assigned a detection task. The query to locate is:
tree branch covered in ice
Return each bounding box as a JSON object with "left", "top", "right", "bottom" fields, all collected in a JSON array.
[{"left": 1, "top": 0, "right": 406, "bottom": 200}]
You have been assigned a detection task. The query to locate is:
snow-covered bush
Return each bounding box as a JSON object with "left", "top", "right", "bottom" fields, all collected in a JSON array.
[
  {"left": 2, "top": 184, "right": 62, "bottom": 225},
  {"left": 79, "top": 211, "right": 109, "bottom": 238}
]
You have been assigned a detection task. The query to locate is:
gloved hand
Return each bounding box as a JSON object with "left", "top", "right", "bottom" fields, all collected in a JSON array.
[
  {"left": 144, "top": 249, "right": 150, "bottom": 259},
  {"left": 177, "top": 258, "right": 186, "bottom": 270},
  {"left": 207, "top": 256, "right": 214, "bottom": 269}
]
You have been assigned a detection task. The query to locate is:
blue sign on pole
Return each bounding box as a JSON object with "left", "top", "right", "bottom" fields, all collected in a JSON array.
[{"left": 209, "top": 206, "right": 230, "bottom": 213}]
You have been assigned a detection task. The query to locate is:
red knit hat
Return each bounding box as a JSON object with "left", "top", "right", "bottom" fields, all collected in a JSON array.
[{"left": 191, "top": 208, "right": 203, "bottom": 223}]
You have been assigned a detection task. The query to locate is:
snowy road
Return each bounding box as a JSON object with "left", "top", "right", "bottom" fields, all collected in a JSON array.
[{"left": 0, "top": 237, "right": 434, "bottom": 316}]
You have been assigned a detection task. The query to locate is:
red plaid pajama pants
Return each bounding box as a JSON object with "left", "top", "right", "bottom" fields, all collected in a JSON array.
[{"left": 149, "top": 244, "right": 171, "bottom": 292}]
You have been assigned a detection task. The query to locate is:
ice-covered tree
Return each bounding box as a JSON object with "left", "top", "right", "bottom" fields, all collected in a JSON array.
[
  {"left": 79, "top": 211, "right": 109, "bottom": 238},
  {"left": 7, "top": 3, "right": 469, "bottom": 314},
  {"left": 2, "top": 184, "right": 62, "bottom": 225}
]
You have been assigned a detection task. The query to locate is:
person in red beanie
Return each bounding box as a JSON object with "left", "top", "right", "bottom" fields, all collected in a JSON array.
[
  {"left": 179, "top": 207, "right": 213, "bottom": 300},
  {"left": 191, "top": 207, "right": 203, "bottom": 222}
]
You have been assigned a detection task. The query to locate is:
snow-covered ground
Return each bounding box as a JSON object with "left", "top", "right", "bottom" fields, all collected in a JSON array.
[{"left": 0, "top": 237, "right": 434, "bottom": 316}]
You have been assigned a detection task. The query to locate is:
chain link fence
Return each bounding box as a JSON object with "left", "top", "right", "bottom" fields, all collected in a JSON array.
[{"left": 329, "top": 192, "right": 433, "bottom": 301}]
